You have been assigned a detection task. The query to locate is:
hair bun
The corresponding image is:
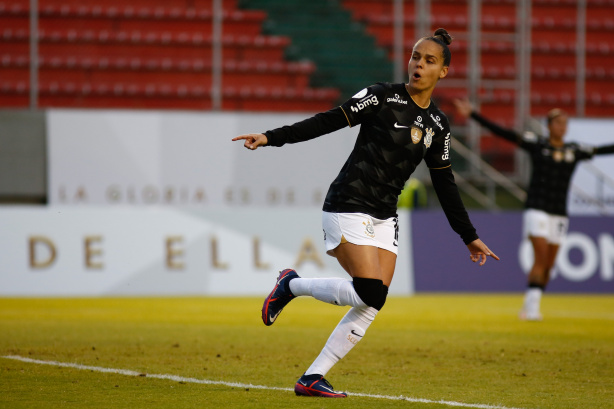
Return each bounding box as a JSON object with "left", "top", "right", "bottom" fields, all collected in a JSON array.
[{"left": 433, "top": 28, "right": 453, "bottom": 46}]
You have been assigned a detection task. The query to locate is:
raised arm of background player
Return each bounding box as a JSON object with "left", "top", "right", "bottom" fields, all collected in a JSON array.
[
  {"left": 453, "top": 98, "right": 614, "bottom": 155},
  {"left": 233, "top": 102, "right": 498, "bottom": 265}
]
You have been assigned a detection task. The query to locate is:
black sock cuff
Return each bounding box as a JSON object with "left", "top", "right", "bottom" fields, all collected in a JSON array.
[{"left": 528, "top": 282, "right": 546, "bottom": 291}]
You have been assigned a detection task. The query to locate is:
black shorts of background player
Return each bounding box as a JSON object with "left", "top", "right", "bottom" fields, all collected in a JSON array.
[
  {"left": 454, "top": 98, "right": 614, "bottom": 321},
  {"left": 232, "top": 29, "right": 499, "bottom": 397}
]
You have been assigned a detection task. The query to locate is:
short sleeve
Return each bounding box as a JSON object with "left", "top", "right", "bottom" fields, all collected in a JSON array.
[
  {"left": 575, "top": 143, "right": 595, "bottom": 161},
  {"left": 518, "top": 131, "right": 540, "bottom": 151},
  {"left": 340, "top": 83, "right": 387, "bottom": 127},
  {"left": 424, "top": 119, "right": 452, "bottom": 169}
]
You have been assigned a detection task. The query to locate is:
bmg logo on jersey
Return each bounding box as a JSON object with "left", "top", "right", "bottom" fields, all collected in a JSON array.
[
  {"left": 441, "top": 133, "right": 451, "bottom": 160},
  {"left": 351, "top": 94, "right": 379, "bottom": 113}
]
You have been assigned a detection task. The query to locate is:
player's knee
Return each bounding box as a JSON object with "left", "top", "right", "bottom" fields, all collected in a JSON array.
[{"left": 353, "top": 277, "right": 387, "bottom": 310}]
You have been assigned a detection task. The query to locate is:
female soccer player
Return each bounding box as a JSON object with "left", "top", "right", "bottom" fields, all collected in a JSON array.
[
  {"left": 454, "top": 98, "right": 614, "bottom": 321},
  {"left": 233, "top": 29, "right": 499, "bottom": 397}
]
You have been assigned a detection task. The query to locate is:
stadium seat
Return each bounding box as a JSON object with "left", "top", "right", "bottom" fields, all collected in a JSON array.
[
  {"left": 0, "top": 55, "right": 316, "bottom": 89},
  {"left": 38, "top": 0, "right": 239, "bottom": 10},
  {"left": 0, "top": 0, "right": 340, "bottom": 111},
  {"left": 0, "top": 80, "right": 339, "bottom": 111},
  {"left": 2, "top": 29, "right": 291, "bottom": 61}
]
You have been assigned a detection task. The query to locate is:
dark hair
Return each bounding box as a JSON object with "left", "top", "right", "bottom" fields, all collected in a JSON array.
[
  {"left": 547, "top": 108, "right": 568, "bottom": 124},
  {"left": 422, "top": 28, "right": 453, "bottom": 67}
]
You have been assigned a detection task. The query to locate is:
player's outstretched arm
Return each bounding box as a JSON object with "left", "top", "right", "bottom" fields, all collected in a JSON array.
[
  {"left": 232, "top": 133, "right": 268, "bottom": 150},
  {"left": 453, "top": 98, "right": 473, "bottom": 118},
  {"left": 466, "top": 238, "right": 499, "bottom": 266},
  {"left": 594, "top": 143, "right": 614, "bottom": 155}
]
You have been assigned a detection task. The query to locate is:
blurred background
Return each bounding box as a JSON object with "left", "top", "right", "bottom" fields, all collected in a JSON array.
[{"left": 1, "top": 0, "right": 613, "bottom": 297}]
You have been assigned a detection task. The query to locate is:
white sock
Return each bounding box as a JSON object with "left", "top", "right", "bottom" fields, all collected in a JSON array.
[
  {"left": 523, "top": 288, "right": 543, "bottom": 315},
  {"left": 304, "top": 306, "right": 378, "bottom": 376},
  {"left": 289, "top": 277, "right": 366, "bottom": 307}
]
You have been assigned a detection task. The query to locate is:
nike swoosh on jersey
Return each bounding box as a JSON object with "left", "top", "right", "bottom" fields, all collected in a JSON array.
[{"left": 394, "top": 122, "right": 409, "bottom": 128}]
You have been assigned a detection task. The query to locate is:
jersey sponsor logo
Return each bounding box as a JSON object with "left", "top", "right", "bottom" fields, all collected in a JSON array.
[
  {"left": 352, "top": 88, "right": 368, "bottom": 98},
  {"left": 523, "top": 131, "right": 538, "bottom": 142},
  {"left": 442, "top": 132, "right": 451, "bottom": 160},
  {"left": 430, "top": 114, "right": 444, "bottom": 130},
  {"left": 578, "top": 143, "right": 593, "bottom": 155},
  {"left": 394, "top": 122, "right": 408, "bottom": 129},
  {"left": 424, "top": 127, "right": 434, "bottom": 148},
  {"left": 411, "top": 127, "right": 423, "bottom": 144},
  {"left": 350, "top": 94, "right": 379, "bottom": 113},
  {"left": 564, "top": 148, "right": 575, "bottom": 162},
  {"left": 386, "top": 93, "right": 408, "bottom": 104},
  {"left": 413, "top": 115, "right": 424, "bottom": 128}
]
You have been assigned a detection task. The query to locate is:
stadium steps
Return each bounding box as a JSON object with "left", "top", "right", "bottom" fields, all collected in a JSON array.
[
  {"left": 0, "top": 0, "right": 340, "bottom": 111},
  {"left": 342, "top": 0, "right": 614, "bottom": 119},
  {"left": 238, "top": 0, "right": 393, "bottom": 102}
]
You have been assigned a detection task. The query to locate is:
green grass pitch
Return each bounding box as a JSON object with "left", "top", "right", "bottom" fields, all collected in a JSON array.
[{"left": 0, "top": 295, "right": 613, "bottom": 409}]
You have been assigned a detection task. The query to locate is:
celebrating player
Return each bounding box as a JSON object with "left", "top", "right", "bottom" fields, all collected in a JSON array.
[
  {"left": 233, "top": 29, "right": 499, "bottom": 397},
  {"left": 454, "top": 98, "right": 614, "bottom": 321}
]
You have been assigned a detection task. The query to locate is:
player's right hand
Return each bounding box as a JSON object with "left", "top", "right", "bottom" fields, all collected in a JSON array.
[{"left": 232, "top": 133, "right": 268, "bottom": 150}]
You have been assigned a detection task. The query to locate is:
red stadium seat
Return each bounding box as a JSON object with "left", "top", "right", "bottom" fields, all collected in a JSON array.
[
  {"left": 0, "top": 0, "right": 340, "bottom": 111},
  {"left": 0, "top": 80, "right": 339, "bottom": 111},
  {"left": 1, "top": 29, "right": 291, "bottom": 61}
]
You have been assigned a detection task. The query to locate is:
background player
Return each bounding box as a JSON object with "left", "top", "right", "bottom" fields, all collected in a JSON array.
[
  {"left": 454, "top": 98, "right": 614, "bottom": 320},
  {"left": 233, "top": 29, "right": 499, "bottom": 398}
]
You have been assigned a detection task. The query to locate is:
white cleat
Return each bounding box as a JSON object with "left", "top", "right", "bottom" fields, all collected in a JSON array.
[{"left": 519, "top": 309, "right": 543, "bottom": 321}]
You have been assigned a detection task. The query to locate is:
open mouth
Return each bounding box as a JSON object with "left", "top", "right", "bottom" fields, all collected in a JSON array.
[{"left": 412, "top": 72, "right": 421, "bottom": 80}]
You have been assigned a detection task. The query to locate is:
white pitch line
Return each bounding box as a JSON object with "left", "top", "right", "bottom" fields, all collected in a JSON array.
[{"left": 3, "top": 355, "right": 527, "bottom": 409}]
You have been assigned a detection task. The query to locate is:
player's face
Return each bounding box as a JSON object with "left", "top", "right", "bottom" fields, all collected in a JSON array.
[
  {"left": 548, "top": 114, "right": 568, "bottom": 143},
  {"left": 407, "top": 40, "right": 448, "bottom": 92}
]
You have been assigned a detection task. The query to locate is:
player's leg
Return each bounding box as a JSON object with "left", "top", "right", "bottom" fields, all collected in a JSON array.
[
  {"left": 288, "top": 213, "right": 388, "bottom": 308},
  {"left": 294, "top": 215, "right": 396, "bottom": 397},
  {"left": 528, "top": 235, "right": 550, "bottom": 286},
  {"left": 520, "top": 209, "right": 550, "bottom": 321},
  {"left": 520, "top": 235, "right": 548, "bottom": 320},
  {"left": 526, "top": 214, "right": 567, "bottom": 321},
  {"left": 544, "top": 243, "right": 560, "bottom": 286}
]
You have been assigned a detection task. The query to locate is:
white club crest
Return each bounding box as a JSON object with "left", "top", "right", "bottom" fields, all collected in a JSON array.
[{"left": 424, "top": 128, "right": 434, "bottom": 148}]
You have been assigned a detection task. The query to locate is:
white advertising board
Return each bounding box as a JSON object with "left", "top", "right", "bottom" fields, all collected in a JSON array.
[
  {"left": 47, "top": 110, "right": 357, "bottom": 207},
  {"left": 566, "top": 118, "right": 614, "bottom": 215},
  {"left": 0, "top": 207, "right": 413, "bottom": 296}
]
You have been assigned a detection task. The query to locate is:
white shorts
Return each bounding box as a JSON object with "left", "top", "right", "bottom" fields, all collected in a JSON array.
[
  {"left": 523, "top": 208, "right": 569, "bottom": 245},
  {"left": 322, "top": 211, "right": 399, "bottom": 256}
]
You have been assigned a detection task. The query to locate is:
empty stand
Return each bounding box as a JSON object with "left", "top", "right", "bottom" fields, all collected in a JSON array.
[
  {"left": 341, "top": 0, "right": 614, "bottom": 124},
  {"left": 0, "top": 0, "right": 340, "bottom": 111}
]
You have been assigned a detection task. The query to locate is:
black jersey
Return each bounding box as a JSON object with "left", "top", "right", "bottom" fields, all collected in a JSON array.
[
  {"left": 264, "top": 82, "right": 478, "bottom": 245},
  {"left": 324, "top": 83, "right": 452, "bottom": 218},
  {"left": 470, "top": 112, "right": 598, "bottom": 216},
  {"left": 521, "top": 135, "right": 594, "bottom": 215}
]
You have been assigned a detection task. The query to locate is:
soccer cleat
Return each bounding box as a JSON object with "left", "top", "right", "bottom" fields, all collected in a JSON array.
[
  {"left": 294, "top": 374, "right": 347, "bottom": 398},
  {"left": 519, "top": 309, "right": 543, "bottom": 321},
  {"left": 261, "top": 268, "right": 299, "bottom": 326}
]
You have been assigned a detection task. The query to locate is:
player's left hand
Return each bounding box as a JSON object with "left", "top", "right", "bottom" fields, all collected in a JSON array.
[{"left": 466, "top": 239, "right": 499, "bottom": 266}]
